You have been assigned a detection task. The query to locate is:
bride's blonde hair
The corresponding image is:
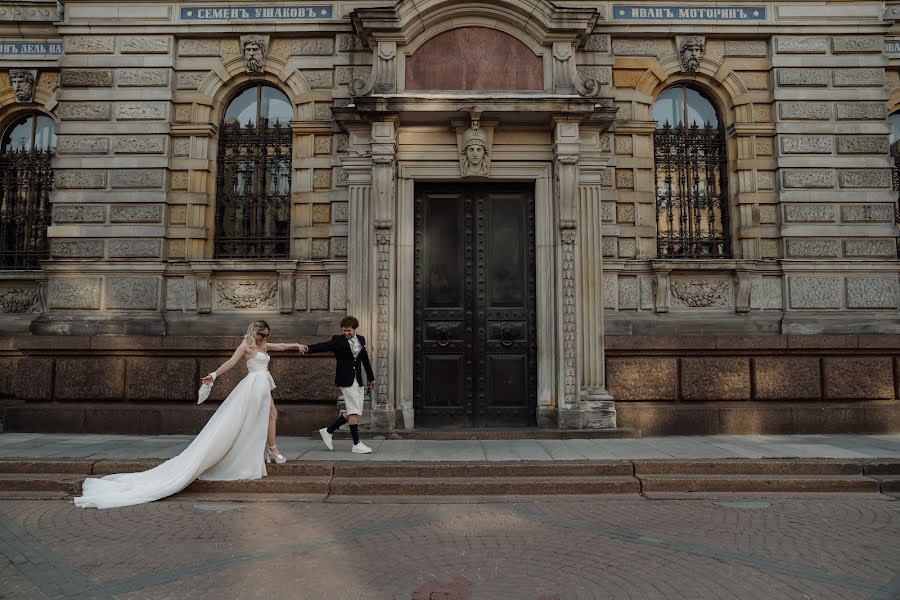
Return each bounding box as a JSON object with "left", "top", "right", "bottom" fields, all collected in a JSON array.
[{"left": 243, "top": 320, "right": 270, "bottom": 352}]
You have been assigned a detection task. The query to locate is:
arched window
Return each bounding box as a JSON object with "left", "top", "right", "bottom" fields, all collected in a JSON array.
[
  {"left": 215, "top": 84, "right": 292, "bottom": 258},
  {"left": 889, "top": 112, "right": 900, "bottom": 258},
  {"left": 653, "top": 86, "right": 730, "bottom": 258},
  {"left": 0, "top": 113, "right": 56, "bottom": 269}
]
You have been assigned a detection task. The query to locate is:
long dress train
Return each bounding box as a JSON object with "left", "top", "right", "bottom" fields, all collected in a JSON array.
[{"left": 74, "top": 352, "right": 275, "bottom": 509}]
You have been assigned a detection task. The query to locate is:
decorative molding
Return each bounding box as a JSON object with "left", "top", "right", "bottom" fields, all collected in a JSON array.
[
  {"left": 349, "top": 41, "right": 396, "bottom": 96},
  {"left": 374, "top": 221, "right": 392, "bottom": 405},
  {"left": 0, "top": 288, "right": 40, "bottom": 313},
  {"left": 215, "top": 280, "right": 278, "bottom": 310},
  {"left": 560, "top": 223, "right": 578, "bottom": 409},
  {"left": 552, "top": 41, "right": 602, "bottom": 97},
  {"left": 669, "top": 280, "right": 730, "bottom": 308}
]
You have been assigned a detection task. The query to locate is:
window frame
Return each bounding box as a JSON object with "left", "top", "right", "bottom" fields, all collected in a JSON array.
[
  {"left": 0, "top": 111, "right": 56, "bottom": 270},
  {"left": 213, "top": 83, "right": 294, "bottom": 260},
  {"left": 652, "top": 84, "right": 732, "bottom": 260}
]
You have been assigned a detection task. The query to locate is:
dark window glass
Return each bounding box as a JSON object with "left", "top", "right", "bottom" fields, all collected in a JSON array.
[{"left": 0, "top": 114, "right": 55, "bottom": 269}]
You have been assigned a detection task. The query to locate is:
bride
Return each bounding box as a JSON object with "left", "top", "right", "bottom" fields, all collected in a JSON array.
[{"left": 74, "top": 321, "right": 301, "bottom": 509}]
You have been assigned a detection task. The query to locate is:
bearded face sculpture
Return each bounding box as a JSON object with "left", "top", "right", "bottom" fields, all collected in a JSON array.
[
  {"left": 241, "top": 35, "right": 268, "bottom": 73},
  {"left": 679, "top": 37, "right": 705, "bottom": 73},
  {"left": 9, "top": 69, "right": 36, "bottom": 103}
]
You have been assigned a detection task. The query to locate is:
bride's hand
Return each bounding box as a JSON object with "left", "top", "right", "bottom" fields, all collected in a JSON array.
[
  {"left": 201, "top": 375, "right": 213, "bottom": 385},
  {"left": 298, "top": 344, "right": 308, "bottom": 353}
]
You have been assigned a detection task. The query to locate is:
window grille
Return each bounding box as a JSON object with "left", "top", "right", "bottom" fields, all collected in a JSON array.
[
  {"left": 215, "top": 85, "right": 292, "bottom": 258},
  {"left": 653, "top": 86, "right": 730, "bottom": 259},
  {"left": 0, "top": 114, "right": 55, "bottom": 269}
]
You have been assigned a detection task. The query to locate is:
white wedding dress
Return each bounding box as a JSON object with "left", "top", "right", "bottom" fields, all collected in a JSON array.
[{"left": 74, "top": 352, "right": 275, "bottom": 509}]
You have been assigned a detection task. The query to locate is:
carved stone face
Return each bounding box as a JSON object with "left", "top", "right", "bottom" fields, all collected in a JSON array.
[
  {"left": 9, "top": 69, "right": 35, "bottom": 102},
  {"left": 242, "top": 39, "right": 266, "bottom": 72},
  {"left": 466, "top": 143, "right": 485, "bottom": 167},
  {"left": 461, "top": 141, "right": 488, "bottom": 176},
  {"left": 680, "top": 39, "right": 704, "bottom": 73}
]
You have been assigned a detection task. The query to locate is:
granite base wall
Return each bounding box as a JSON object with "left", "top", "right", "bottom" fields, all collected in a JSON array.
[
  {"left": 0, "top": 335, "right": 345, "bottom": 435},
  {"left": 2, "top": 334, "right": 898, "bottom": 435},
  {"left": 606, "top": 335, "right": 900, "bottom": 435}
]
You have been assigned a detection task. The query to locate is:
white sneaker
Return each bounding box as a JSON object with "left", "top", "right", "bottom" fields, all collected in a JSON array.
[
  {"left": 351, "top": 442, "right": 372, "bottom": 454},
  {"left": 319, "top": 427, "right": 334, "bottom": 451}
]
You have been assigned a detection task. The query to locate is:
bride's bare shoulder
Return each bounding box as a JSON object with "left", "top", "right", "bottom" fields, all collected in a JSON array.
[{"left": 235, "top": 341, "right": 255, "bottom": 360}]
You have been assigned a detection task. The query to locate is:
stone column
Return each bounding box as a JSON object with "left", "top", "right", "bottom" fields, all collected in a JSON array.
[
  {"left": 553, "top": 118, "right": 586, "bottom": 429},
  {"left": 369, "top": 119, "right": 398, "bottom": 430},
  {"left": 577, "top": 181, "right": 617, "bottom": 429},
  {"left": 343, "top": 124, "right": 376, "bottom": 335}
]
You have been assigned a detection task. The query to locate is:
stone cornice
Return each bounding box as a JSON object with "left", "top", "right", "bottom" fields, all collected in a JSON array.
[
  {"left": 337, "top": 94, "right": 617, "bottom": 128},
  {"left": 0, "top": 0, "right": 59, "bottom": 23}
]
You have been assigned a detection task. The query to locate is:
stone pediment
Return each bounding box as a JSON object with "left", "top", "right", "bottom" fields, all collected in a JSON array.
[{"left": 345, "top": 0, "right": 607, "bottom": 98}]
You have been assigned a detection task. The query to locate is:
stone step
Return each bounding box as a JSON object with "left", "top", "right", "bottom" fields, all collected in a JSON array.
[
  {"left": 329, "top": 475, "right": 640, "bottom": 496},
  {"left": 633, "top": 459, "right": 868, "bottom": 476},
  {"left": 0, "top": 459, "right": 95, "bottom": 474},
  {"left": 332, "top": 461, "right": 633, "bottom": 478},
  {"left": 871, "top": 475, "right": 900, "bottom": 494},
  {"left": 638, "top": 474, "right": 880, "bottom": 494},
  {"left": 0, "top": 473, "right": 84, "bottom": 494},
  {"left": 863, "top": 461, "right": 900, "bottom": 476},
  {"left": 0, "top": 460, "right": 895, "bottom": 498},
  {"left": 185, "top": 476, "right": 332, "bottom": 495}
]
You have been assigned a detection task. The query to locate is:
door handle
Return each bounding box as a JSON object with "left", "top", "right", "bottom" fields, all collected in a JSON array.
[
  {"left": 500, "top": 326, "right": 514, "bottom": 347},
  {"left": 436, "top": 326, "right": 451, "bottom": 347}
]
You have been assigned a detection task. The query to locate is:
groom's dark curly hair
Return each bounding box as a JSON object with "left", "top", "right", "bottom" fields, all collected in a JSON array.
[{"left": 340, "top": 315, "right": 359, "bottom": 329}]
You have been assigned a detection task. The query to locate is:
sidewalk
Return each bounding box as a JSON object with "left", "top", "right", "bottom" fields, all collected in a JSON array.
[{"left": 2, "top": 432, "right": 900, "bottom": 460}]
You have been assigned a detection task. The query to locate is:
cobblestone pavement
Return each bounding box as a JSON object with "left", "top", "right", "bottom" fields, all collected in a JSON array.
[{"left": 1, "top": 498, "right": 899, "bottom": 600}]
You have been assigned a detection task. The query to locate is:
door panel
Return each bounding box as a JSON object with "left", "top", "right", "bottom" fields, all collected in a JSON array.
[{"left": 414, "top": 184, "right": 536, "bottom": 427}]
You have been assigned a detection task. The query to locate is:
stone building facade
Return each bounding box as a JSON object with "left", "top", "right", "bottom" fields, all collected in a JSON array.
[{"left": 0, "top": 0, "right": 898, "bottom": 434}]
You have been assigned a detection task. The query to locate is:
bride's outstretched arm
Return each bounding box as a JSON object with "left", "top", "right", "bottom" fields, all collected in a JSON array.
[
  {"left": 265, "top": 342, "right": 302, "bottom": 352},
  {"left": 201, "top": 342, "right": 250, "bottom": 385}
]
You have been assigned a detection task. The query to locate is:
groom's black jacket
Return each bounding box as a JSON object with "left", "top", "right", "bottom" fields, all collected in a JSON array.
[{"left": 305, "top": 335, "right": 375, "bottom": 387}]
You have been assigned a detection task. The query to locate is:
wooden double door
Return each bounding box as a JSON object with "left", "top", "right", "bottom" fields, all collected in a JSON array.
[{"left": 413, "top": 184, "right": 537, "bottom": 427}]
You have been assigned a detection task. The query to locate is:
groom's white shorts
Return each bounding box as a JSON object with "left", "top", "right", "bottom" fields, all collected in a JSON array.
[{"left": 340, "top": 380, "right": 365, "bottom": 416}]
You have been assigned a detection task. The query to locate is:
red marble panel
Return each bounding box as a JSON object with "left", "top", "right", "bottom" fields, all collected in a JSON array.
[{"left": 405, "top": 27, "right": 543, "bottom": 91}]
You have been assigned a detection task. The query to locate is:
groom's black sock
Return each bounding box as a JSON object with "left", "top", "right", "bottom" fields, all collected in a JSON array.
[
  {"left": 327, "top": 415, "right": 347, "bottom": 434},
  {"left": 349, "top": 424, "right": 360, "bottom": 445}
]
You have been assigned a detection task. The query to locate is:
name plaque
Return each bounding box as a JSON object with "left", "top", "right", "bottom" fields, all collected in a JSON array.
[
  {"left": 179, "top": 5, "right": 333, "bottom": 20},
  {"left": 0, "top": 41, "right": 62, "bottom": 56},
  {"left": 612, "top": 5, "right": 766, "bottom": 21},
  {"left": 886, "top": 41, "right": 900, "bottom": 55}
]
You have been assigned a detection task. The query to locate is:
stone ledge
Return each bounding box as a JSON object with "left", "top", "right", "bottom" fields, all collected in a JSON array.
[
  {"left": 1, "top": 403, "right": 337, "bottom": 436},
  {"left": 616, "top": 403, "right": 900, "bottom": 436}
]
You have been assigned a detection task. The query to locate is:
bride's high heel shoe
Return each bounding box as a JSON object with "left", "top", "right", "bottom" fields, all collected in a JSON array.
[{"left": 265, "top": 446, "right": 287, "bottom": 465}]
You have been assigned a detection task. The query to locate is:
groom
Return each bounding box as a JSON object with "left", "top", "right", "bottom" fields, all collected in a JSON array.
[{"left": 301, "top": 316, "right": 376, "bottom": 454}]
